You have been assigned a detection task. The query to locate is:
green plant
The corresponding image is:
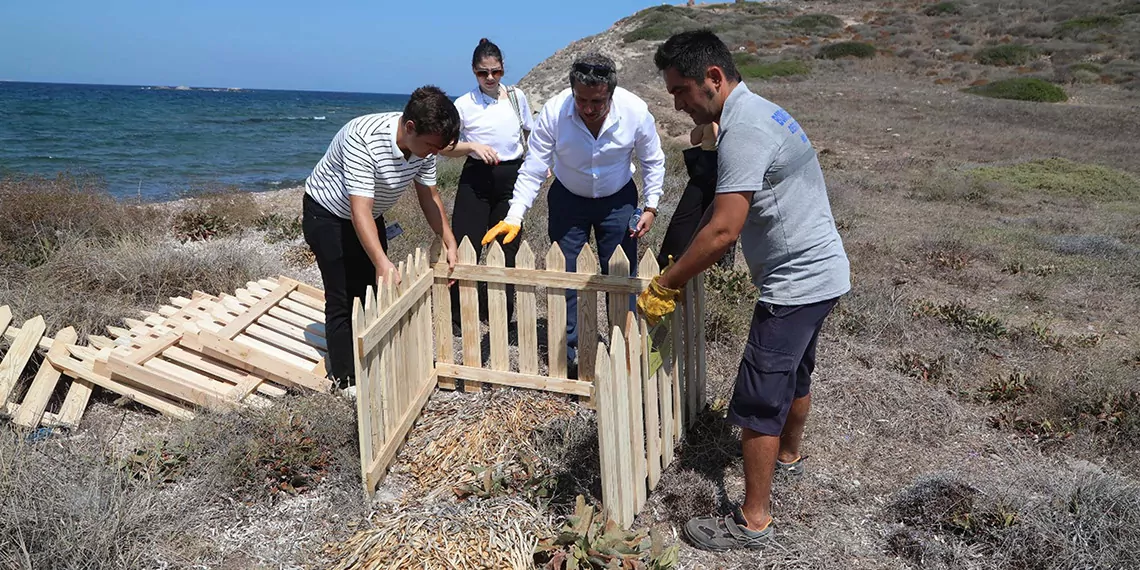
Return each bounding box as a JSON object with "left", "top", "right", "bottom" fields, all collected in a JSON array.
[
  {"left": 964, "top": 78, "right": 1068, "bottom": 103},
  {"left": 535, "top": 495, "right": 679, "bottom": 570},
  {"left": 912, "top": 300, "right": 1008, "bottom": 339},
  {"left": 1022, "top": 321, "right": 1067, "bottom": 351},
  {"left": 818, "top": 41, "right": 877, "bottom": 59},
  {"left": 1055, "top": 15, "right": 1124, "bottom": 37},
  {"left": 971, "top": 158, "right": 1140, "bottom": 200},
  {"left": 622, "top": 5, "right": 696, "bottom": 44},
  {"left": 234, "top": 413, "right": 333, "bottom": 498},
  {"left": 896, "top": 352, "right": 949, "bottom": 382},
  {"left": 172, "top": 209, "right": 230, "bottom": 242},
  {"left": 790, "top": 13, "right": 843, "bottom": 31},
  {"left": 974, "top": 44, "right": 1035, "bottom": 66},
  {"left": 121, "top": 441, "right": 189, "bottom": 483},
  {"left": 255, "top": 213, "right": 303, "bottom": 243},
  {"left": 704, "top": 265, "right": 759, "bottom": 340},
  {"left": 454, "top": 453, "right": 556, "bottom": 503},
  {"left": 927, "top": 248, "right": 970, "bottom": 270},
  {"left": 924, "top": 2, "right": 961, "bottom": 16},
  {"left": 734, "top": 55, "right": 812, "bottom": 79},
  {"left": 980, "top": 371, "right": 1032, "bottom": 402},
  {"left": 1068, "top": 62, "right": 1102, "bottom": 74}
]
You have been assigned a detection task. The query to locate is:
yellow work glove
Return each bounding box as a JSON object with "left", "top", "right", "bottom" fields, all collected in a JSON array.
[
  {"left": 637, "top": 274, "right": 681, "bottom": 326},
  {"left": 482, "top": 220, "right": 521, "bottom": 246}
]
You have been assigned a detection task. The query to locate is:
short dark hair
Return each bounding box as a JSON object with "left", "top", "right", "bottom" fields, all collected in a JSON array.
[
  {"left": 472, "top": 38, "right": 503, "bottom": 67},
  {"left": 569, "top": 52, "right": 618, "bottom": 94},
  {"left": 403, "top": 85, "right": 461, "bottom": 146},
  {"left": 654, "top": 29, "right": 741, "bottom": 82}
]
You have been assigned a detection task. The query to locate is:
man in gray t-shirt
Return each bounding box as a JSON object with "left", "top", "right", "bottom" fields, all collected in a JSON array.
[{"left": 639, "top": 30, "right": 850, "bottom": 551}]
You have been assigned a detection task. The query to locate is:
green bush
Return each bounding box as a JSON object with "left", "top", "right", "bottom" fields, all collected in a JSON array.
[
  {"left": 975, "top": 44, "right": 1035, "bottom": 66},
  {"left": 790, "top": 13, "right": 843, "bottom": 31},
  {"left": 734, "top": 54, "right": 811, "bottom": 79},
  {"left": 623, "top": 25, "right": 673, "bottom": 43},
  {"left": 817, "top": 41, "right": 877, "bottom": 59},
  {"left": 971, "top": 158, "right": 1140, "bottom": 201},
  {"left": 623, "top": 5, "right": 695, "bottom": 44},
  {"left": 1055, "top": 15, "right": 1124, "bottom": 36},
  {"left": 964, "top": 78, "right": 1068, "bottom": 103},
  {"left": 924, "top": 2, "right": 962, "bottom": 16},
  {"left": 1068, "top": 62, "right": 1102, "bottom": 74}
]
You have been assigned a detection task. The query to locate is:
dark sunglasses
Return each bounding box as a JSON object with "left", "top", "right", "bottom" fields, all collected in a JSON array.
[
  {"left": 573, "top": 62, "right": 613, "bottom": 76},
  {"left": 475, "top": 68, "right": 504, "bottom": 79}
]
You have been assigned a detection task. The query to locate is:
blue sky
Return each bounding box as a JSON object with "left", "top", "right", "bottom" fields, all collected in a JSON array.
[{"left": 0, "top": 0, "right": 662, "bottom": 94}]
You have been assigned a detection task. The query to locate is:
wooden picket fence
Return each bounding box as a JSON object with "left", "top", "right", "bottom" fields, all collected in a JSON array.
[{"left": 352, "top": 237, "right": 707, "bottom": 527}]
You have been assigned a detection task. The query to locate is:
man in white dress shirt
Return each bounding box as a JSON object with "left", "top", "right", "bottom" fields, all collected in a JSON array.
[{"left": 482, "top": 52, "right": 666, "bottom": 369}]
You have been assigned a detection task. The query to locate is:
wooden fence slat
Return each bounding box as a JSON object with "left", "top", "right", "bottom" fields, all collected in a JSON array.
[
  {"left": 638, "top": 253, "right": 663, "bottom": 489},
  {"left": 515, "top": 241, "right": 539, "bottom": 376},
  {"left": 430, "top": 239, "right": 456, "bottom": 389},
  {"left": 382, "top": 277, "right": 399, "bottom": 435},
  {"left": 430, "top": 263, "right": 651, "bottom": 294},
  {"left": 486, "top": 241, "right": 509, "bottom": 376},
  {"left": 13, "top": 327, "right": 78, "bottom": 427},
  {"left": 576, "top": 245, "right": 599, "bottom": 406},
  {"left": 433, "top": 363, "right": 593, "bottom": 397},
  {"left": 352, "top": 296, "right": 373, "bottom": 496},
  {"left": 0, "top": 306, "right": 12, "bottom": 341},
  {"left": 594, "top": 340, "right": 620, "bottom": 527},
  {"left": 457, "top": 237, "right": 483, "bottom": 392},
  {"left": 684, "top": 282, "right": 698, "bottom": 425},
  {"left": 696, "top": 274, "right": 707, "bottom": 413},
  {"left": 606, "top": 248, "right": 631, "bottom": 337},
  {"left": 218, "top": 282, "right": 296, "bottom": 339},
  {"left": 626, "top": 314, "right": 647, "bottom": 511},
  {"left": 546, "top": 243, "right": 567, "bottom": 379},
  {"left": 265, "top": 306, "right": 325, "bottom": 338},
  {"left": 161, "top": 347, "right": 285, "bottom": 398},
  {"left": 50, "top": 348, "right": 195, "bottom": 421},
  {"left": 253, "top": 312, "right": 328, "bottom": 351},
  {"left": 670, "top": 303, "right": 684, "bottom": 443},
  {"left": 0, "top": 316, "right": 46, "bottom": 406},
  {"left": 610, "top": 326, "right": 636, "bottom": 528},
  {"left": 368, "top": 285, "right": 387, "bottom": 458},
  {"left": 107, "top": 354, "right": 239, "bottom": 412},
  {"left": 243, "top": 323, "right": 323, "bottom": 362}
]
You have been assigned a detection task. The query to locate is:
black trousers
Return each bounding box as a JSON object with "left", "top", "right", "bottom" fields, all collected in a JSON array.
[
  {"left": 449, "top": 156, "right": 523, "bottom": 324},
  {"left": 302, "top": 194, "right": 388, "bottom": 385},
  {"left": 656, "top": 147, "right": 735, "bottom": 269}
]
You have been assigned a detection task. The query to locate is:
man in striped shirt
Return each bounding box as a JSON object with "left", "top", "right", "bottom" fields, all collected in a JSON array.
[{"left": 302, "top": 86, "right": 460, "bottom": 388}]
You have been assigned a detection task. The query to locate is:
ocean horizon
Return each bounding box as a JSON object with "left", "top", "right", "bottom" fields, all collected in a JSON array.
[{"left": 0, "top": 81, "right": 414, "bottom": 201}]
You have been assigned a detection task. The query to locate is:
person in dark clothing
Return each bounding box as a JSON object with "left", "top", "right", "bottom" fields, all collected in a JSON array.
[{"left": 656, "top": 122, "right": 735, "bottom": 269}]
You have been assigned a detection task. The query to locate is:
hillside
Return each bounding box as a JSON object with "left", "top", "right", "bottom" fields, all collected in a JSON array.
[{"left": 1, "top": 1, "right": 1138, "bottom": 569}]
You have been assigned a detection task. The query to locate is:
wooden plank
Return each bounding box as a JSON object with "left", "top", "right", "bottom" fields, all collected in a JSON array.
[
  {"left": 253, "top": 312, "right": 327, "bottom": 350},
  {"left": 610, "top": 327, "right": 636, "bottom": 528},
  {"left": 639, "top": 252, "right": 663, "bottom": 489},
  {"left": 161, "top": 347, "right": 286, "bottom": 399},
  {"left": 0, "top": 316, "right": 47, "bottom": 406},
  {"left": 430, "top": 239, "right": 456, "bottom": 390},
  {"left": 546, "top": 243, "right": 567, "bottom": 379},
  {"left": 576, "top": 245, "right": 599, "bottom": 407},
  {"left": 278, "top": 298, "right": 325, "bottom": 323},
  {"left": 457, "top": 237, "right": 482, "bottom": 392},
  {"left": 244, "top": 323, "right": 323, "bottom": 362},
  {"left": 0, "top": 306, "right": 11, "bottom": 340},
  {"left": 274, "top": 276, "right": 327, "bottom": 303},
  {"left": 431, "top": 263, "right": 650, "bottom": 294},
  {"left": 695, "top": 274, "right": 707, "bottom": 414},
  {"left": 433, "top": 363, "right": 593, "bottom": 397},
  {"left": 670, "top": 303, "right": 684, "bottom": 442},
  {"left": 684, "top": 282, "right": 697, "bottom": 426},
  {"left": 217, "top": 282, "right": 297, "bottom": 339},
  {"left": 187, "top": 329, "right": 331, "bottom": 392},
  {"left": 49, "top": 348, "right": 194, "bottom": 420},
  {"left": 87, "top": 335, "right": 114, "bottom": 349},
  {"left": 607, "top": 248, "right": 631, "bottom": 337},
  {"left": 2, "top": 324, "right": 55, "bottom": 353},
  {"left": 144, "top": 358, "right": 269, "bottom": 408},
  {"left": 378, "top": 280, "right": 395, "bottom": 439},
  {"left": 13, "top": 327, "right": 78, "bottom": 427},
  {"left": 486, "top": 241, "right": 509, "bottom": 375},
  {"left": 358, "top": 267, "right": 435, "bottom": 353},
  {"left": 266, "top": 306, "right": 325, "bottom": 338},
  {"left": 626, "top": 315, "right": 647, "bottom": 511},
  {"left": 352, "top": 296, "right": 374, "bottom": 498},
  {"left": 364, "top": 372, "right": 438, "bottom": 494},
  {"left": 594, "top": 341, "right": 620, "bottom": 528},
  {"left": 365, "top": 286, "right": 386, "bottom": 466},
  {"left": 659, "top": 322, "right": 676, "bottom": 468},
  {"left": 127, "top": 332, "right": 182, "bottom": 364},
  {"left": 107, "top": 354, "right": 239, "bottom": 412},
  {"left": 514, "top": 242, "right": 539, "bottom": 376}
]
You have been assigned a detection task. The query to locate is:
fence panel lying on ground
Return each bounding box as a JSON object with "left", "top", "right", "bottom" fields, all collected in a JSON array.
[
  {"left": 352, "top": 250, "right": 437, "bottom": 495},
  {"left": 0, "top": 306, "right": 86, "bottom": 428},
  {"left": 353, "top": 238, "right": 707, "bottom": 527}
]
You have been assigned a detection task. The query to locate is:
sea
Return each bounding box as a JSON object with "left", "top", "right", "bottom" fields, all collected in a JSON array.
[{"left": 0, "top": 81, "right": 410, "bottom": 201}]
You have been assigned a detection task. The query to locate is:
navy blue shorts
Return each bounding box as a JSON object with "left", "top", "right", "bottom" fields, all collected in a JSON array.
[{"left": 726, "top": 297, "right": 839, "bottom": 436}]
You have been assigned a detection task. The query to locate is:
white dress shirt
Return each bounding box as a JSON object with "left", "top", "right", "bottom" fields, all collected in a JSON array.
[
  {"left": 454, "top": 85, "right": 534, "bottom": 162},
  {"left": 505, "top": 86, "right": 665, "bottom": 224}
]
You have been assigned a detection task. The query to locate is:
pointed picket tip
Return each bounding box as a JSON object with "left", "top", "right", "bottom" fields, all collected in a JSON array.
[
  {"left": 122, "top": 318, "right": 144, "bottom": 329},
  {"left": 0, "top": 305, "right": 11, "bottom": 321},
  {"left": 106, "top": 326, "right": 131, "bottom": 339},
  {"left": 516, "top": 240, "right": 535, "bottom": 268},
  {"left": 610, "top": 325, "right": 627, "bottom": 361},
  {"left": 486, "top": 240, "right": 506, "bottom": 267},
  {"left": 545, "top": 241, "right": 565, "bottom": 270},
  {"left": 577, "top": 243, "right": 599, "bottom": 273},
  {"left": 363, "top": 285, "right": 376, "bottom": 319},
  {"left": 607, "top": 247, "right": 631, "bottom": 274},
  {"left": 458, "top": 235, "right": 477, "bottom": 259},
  {"left": 351, "top": 297, "right": 365, "bottom": 331},
  {"left": 639, "top": 248, "right": 660, "bottom": 277}
]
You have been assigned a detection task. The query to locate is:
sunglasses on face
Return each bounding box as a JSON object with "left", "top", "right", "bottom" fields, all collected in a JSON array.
[
  {"left": 573, "top": 62, "right": 613, "bottom": 76},
  {"left": 475, "top": 68, "right": 504, "bottom": 79}
]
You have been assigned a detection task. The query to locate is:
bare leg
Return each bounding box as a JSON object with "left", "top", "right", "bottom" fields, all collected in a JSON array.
[
  {"left": 739, "top": 428, "right": 778, "bottom": 531},
  {"left": 778, "top": 393, "right": 811, "bottom": 464}
]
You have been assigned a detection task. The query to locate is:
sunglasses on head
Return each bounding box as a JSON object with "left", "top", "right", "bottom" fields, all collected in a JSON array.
[
  {"left": 475, "top": 68, "right": 504, "bottom": 79},
  {"left": 573, "top": 62, "right": 613, "bottom": 76}
]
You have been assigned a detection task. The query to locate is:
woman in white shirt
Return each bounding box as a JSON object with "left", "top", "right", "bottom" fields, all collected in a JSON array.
[{"left": 442, "top": 38, "right": 534, "bottom": 322}]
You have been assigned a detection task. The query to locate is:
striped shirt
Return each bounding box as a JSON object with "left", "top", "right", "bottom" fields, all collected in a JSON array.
[{"left": 304, "top": 112, "right": 437, "bottom": 219}]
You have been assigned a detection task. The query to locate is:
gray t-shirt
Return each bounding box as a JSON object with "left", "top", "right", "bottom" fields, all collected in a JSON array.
[{"left": 717, "top": 82, "right": 850, "bottom": 305}]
